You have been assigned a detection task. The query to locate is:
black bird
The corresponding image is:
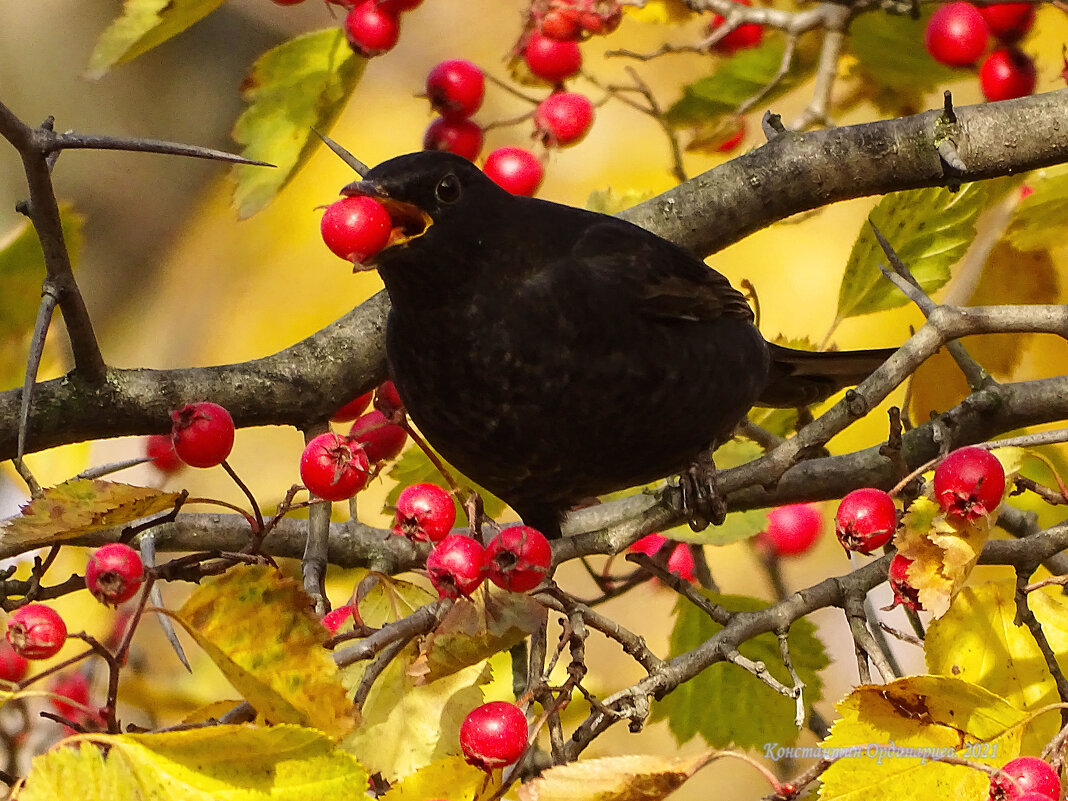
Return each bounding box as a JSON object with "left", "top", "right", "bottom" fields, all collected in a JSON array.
[{"left": 343, "top": 151, "right": 894, "bottom": 538}]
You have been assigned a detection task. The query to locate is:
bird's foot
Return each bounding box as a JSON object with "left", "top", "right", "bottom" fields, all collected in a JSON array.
[{"left": 679, "top": 451, "right": 726, "bottom": 531}]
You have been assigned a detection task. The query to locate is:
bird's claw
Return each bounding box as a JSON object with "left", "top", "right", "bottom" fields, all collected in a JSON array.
[{"left": 679, "top": 452, "right": 726, "bottom": 531}]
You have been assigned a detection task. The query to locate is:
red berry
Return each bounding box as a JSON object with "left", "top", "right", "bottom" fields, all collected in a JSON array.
[
  {"left": 322, "top": 605, "right": 355, "bottom": 634},
  {"left": 716, "top": 119, "right": 746, "bottom": 153},
  {"left": 426, "top": 534, "right": 485, "bottom": 598},
  {"left": 393, "top": 483, "right": 457, "bottom": 542},
  {"left": 580, "top": 4, "right": 622, "bottom": 35},
  {"left": 0, "top": 640, "right": 28, "bottom": 683},
  {"left": 349, "top": 409, "right": 408, "bottom": 462},
  {"left": 979, "top": 48, "right": 1037, "bottom": 101},
  {"left": 376, "top": 380, "right": 404, "bottom": 415},
  {"left": 630, "top": 534, "right": 696, "bottom": 582},
  {"left": 888, "top": 554, "right": 923, "bottom": 611},
  {"left": 300, "top": 432, "right": 371, "bottom": 501},
  {"left": 924, "top": 2, "right": 989, "bottom": 67},
  {"left": 540, "top": 7, "right": 583, "bottom": 40},
  {"left": 460, "top": 701, "right": 528, "bottom": 771},
  {"left": 978, "top": 3, "right": 1034, "bottom": 43},
  {"left": 146, "top": 434, "right": 182, "bottom": 473},
  {"left": 933, "top": 446, "right": 1006, "bottom": 521},
  {"left": 483, "top": 148, "right": 544, "bottom": 196},
  {"left": 321, "top": 196, "right": 393, "bottom": 263},
  {"left": 990, "top": 756, "right": 1061, "bottom": 800},
  {"left": 709, "top": 0, "right": 764, "bottom": 55},
  {"left": 534, "top": 92, "right": 594, "bottom": 147},
  {"left": 834, "top": 488, "right": 897, "bottom": 554},
  {"left": 7, "top": 604, "right": 67, "bottom": 660},
  {"left": 170, "top": 402, "right": 235, "bottom": 468},
  {"left": 426, "top": 59, "right": 485, "bottom": 119},
  {"left": 344, "top": 1, "right": 400, "bottom": 57},
  {"left": 423, "top": 117, "right": 484, "bottom": 161},
  {"left": 756, "top": 503, "right": 823, "bottom": 557},
  {"left": 485, "top": 525, "right": 552, "bottom": 592},
  {"left": 331, "top": 391, "right": 373, "bottom": 423},
  {"left": 50, "top": 672, "right": 90, "bottom": 719},
  {"left": 86, "top": 543, "right": 145, "bottom": 606},
  {"left": 523, "top": 33, "right": 582, "bottom": 83}
]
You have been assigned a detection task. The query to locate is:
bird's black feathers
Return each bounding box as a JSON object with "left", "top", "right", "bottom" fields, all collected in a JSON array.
[{"left": 346, "top": 151, "right": 895, "bottom": 537}]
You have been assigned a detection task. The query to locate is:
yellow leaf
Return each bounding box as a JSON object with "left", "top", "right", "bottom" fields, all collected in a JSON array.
[
  {"left": 174, "top": 565, "right": 355, "bottom": 739},
  {"left": 926, "top": 580, "right": 1065, "bottom": 754},
  {"left": 14, "top": 725, "right": 367, "bottom": 800},
  {"left": 517, "top": 751, "right": 722, "bottom": 801},
  {"left": 356, "top": 575, "right": 436, "bottom": 629},
  {"left": 819, "top": 676, "right": 1024, "bottom": 801},
  {"left": 380, "top": 755, "right": 491, "bottom": 801},
  {"left": 0, "top": 480, "right": 183, "bottom": 558},
  {"left": 624, "top": 0, "right": 694, "bottom": 24}
]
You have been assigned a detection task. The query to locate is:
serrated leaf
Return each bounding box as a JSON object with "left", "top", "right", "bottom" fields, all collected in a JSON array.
[
  {"left": 341, "top": 651, "right": 490, "bottom": 780},
  {"left": 848, "top": 9, "right": 960, "bottom": 93},
  {"left": 835, "top": 181, "right": 998, "bottom": 322},
  {"left": 174, "top": 565, "right": 355, "bottom": 739},
  {"left": 518, "top": 751, "right": 722, "bottom": 801},
  {"left": 14, "top": 725, "right": 367, "bottom": 801},
  {"left": 926, "top": 580, "right": 1066, "bottom": 755},
  {"left": 654, "top": 592, "right": 827, "bottom": 748},
  {"left": 87, "top": 0, "right": 225, "bottom": 78},
  {"left": 232, "top": 29, "right": 366, "bottom": 218},
  {"left": 379, "top": 755, "right": 490, "bottom": 801},
  {"left": 0, "top": 480, "right": 182, "bottom": 555},
  {"left": 819, "top": 676, "right": 1023, "bottom": 801},
  {"left": 357, "top": 576, "right": 436, "bottom": 629},
  {"left": 1006, "top": 164, "right": 1068, "bottom": 251},
  {"left": 385, "top": 446, "right": 507, "bottom": 522},
  {"left": 417, "top": 586, "right": 547, "bottom": 682},
  {"left": 666, "top": 37, "right": 812, "bottom": 127}
]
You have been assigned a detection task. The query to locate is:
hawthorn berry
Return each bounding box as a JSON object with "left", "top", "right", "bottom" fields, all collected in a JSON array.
[
  {"left": 888, "top": 554, "right": 923, "bottom": 611},
  {"left": 7, "top": 604, "right": 67, "bottom": 660},
  {"left": 534, "top": 92, "right": 594, "bottom": 147},
  {"left": 933, "top": 446, "right": 1006, "bottom": 522},
  {"left": 978, "top": 3, "right": 1034, "bottom": 43},
  {"left": 709, "top": 0, "right": 764, "bottom": 55},
  {"left": 924, "top": 2, "right": 989, "bottom": 67},
  {"left": 86, "top": 543, "right": 145, "bottom": 606},
  {"left": 426, "top": 59, "right": 485, "bottom": 119},
  {"left": 460, "top": 701, "right": 528, "bottom": 771},
  {"left": 145, "top": 434, "right": 182, "bottom": 473},
  {"left": 989, "top": 756, "right": 1062, "bottom": 800},
  {"left": 426, "top": 534, "right": 485, "bottom": 598},
  {"left": 393, "top": 482, "right": 456, "bottom": 542},
  {"left": 321, "top": 196, "right": 393, "bottom": 263},
  {"left": 523, "top": 32, "right": 582, "bottom": 83},
  {"left": 300, "top": 432, "right": 371, "bottom": 501},
  {"left": 579, "top": 2, "right": 622, "bottom": 35},
  {"left": 344, "top": 1, "right": 401, "bottom": 57},
  {"left": 630, "top": 533, "right": 696, "bottom": 582},
  {"left": 322, "top": 605, "right": 355, "bottom": 634},
  {"left": 376, "top": 380, "right": 404, "bottom": 415},
  {"left": 485, "top": 525, "right": 552, "bottom": 592},
  {"left": 0, "top": 640, "right": 28, "bottom": 683},
  {"left": 483, "top": 147, "right": 544, "bottom": 196},
  {"left": 170, "top": 401, "right": 235, "bottom": 468},
  {"left": 979, "top": 48, "right": 1037, "bottom": 101},
  {"left": 540, "top": 6, "right": 583, "bottom": 40},
  {"left": 330, "top": 391, "right": 373, "bottom": 423},
  {"left": 349, "top": 409, "right": 408, "bottom": 461},
  {"left": 834, "top": 488, "right": 897, "bottom": 554},
  {"left": 756, "top": 503, "right": 823, "bottom": 557},
  {"left": 49, "top": 672, "right": 90, "bottom": 719},
  {"left": 423, "top": 117, "right": 484, "bottom": 161}
]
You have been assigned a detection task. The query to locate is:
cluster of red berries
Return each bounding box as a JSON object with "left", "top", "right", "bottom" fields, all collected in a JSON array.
[
  {"left": 925, "top": 1, "right": 1037, "bottom": 101},
  {"left": 301, "top": 381, "right": 407, "bottom": 501},
  {"left": 407, "top": 525, "right": 552, "bottom": 599},
  {"left": 988, "top": 756, "right": 1062, "bottom": 801}
]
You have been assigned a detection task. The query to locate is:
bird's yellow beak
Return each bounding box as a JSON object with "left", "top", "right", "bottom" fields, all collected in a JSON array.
[{"left": 340, "top": 180, "right": 434, "bottom": 270}]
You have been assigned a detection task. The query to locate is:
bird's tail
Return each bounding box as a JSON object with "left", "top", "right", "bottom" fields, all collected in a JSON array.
[{"left": 757, "top": 343, "right": 897, "bottom": 408}]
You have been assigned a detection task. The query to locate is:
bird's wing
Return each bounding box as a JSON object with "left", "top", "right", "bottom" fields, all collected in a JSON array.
[{"left": 568, "top": 219, "right": 755, "bottom": 324}]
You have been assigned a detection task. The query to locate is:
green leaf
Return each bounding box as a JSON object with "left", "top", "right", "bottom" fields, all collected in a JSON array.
[
  {"left": 87, "top": 0, "right": 225, "bottom": 78},
  {"left": 666, "top": 37, "right": 812, "bottom": 126},
  {"left": 232, "top": 29, "right": 366, "bottom": 218},
  {"left": 653, "top": 592, "right": 827, "bottom": 748},
  {"left": 385, "top": 446, "right": 507, "bottom": 522},
  {"left": 1006, "top": 164, "right": 1068, "bottom": 251},
  {"left": 848, "top": 9, "right": 960, "bottom": 93},
  {"left": 835, "top": 181, "right": 1001, "bottom": 322}
]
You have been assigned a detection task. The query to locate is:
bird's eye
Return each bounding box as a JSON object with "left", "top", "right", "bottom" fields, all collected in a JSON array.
[{"left": 435, "top": 173, "right": 461, "bottom": 204}]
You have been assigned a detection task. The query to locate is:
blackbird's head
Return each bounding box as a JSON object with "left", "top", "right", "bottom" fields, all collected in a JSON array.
[{"left": 341, "top": 151, "right": 508, "bottom": 268}]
